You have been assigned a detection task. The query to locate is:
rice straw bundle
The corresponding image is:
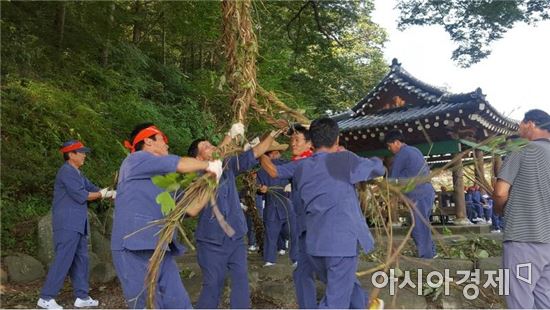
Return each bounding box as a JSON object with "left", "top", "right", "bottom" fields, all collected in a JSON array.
[
  {"left": 143, "top": 174, "right": 218, "bottom": 308},
  {"left": 142, "top": 140, "right": 248, "bottom": 308}
]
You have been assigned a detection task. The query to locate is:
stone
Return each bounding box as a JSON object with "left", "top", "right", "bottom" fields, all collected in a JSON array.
[
  {"left": 90, "top": 262, "right": 116, "bottom": 283},
  {"left": 4, "top": 253, "right": 45, "bottom": 283},
  {"left": 37, "top": 211, "right": 55, "bottom": 266},
  {"left": 397, "top": 257, "right": 473, "bottom": 277},
  {"left": 257, "top": 281, "right": 298, "bottom": 308},
  {"left": 90, "top": 229, "right": 112, "bottom": 263},
  {"left": 88, "top": 251, "right": 100, "bottom": 277},
  {"left": 477, "top": 256, "right": 501, "bottom": 273},
  {"left": 1, "top": 266, "right": 8, "bottom": 284}
]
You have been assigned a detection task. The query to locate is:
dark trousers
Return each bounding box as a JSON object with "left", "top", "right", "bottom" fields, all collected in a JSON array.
[
  {"left": 196, "top": 237, "right": 250, "bottom": 309},
  {"left": 40, "top": 230, "right": 89, "bottom": 300},
  {"left": 310, "top": 255, "right": 368, "bottom": 309},
  {"left": 293, "top": 233, "right": 317, "bottom": 309},
  {"left": 410, "top": 192, "right": 436, "bottom": 258},
  {"left": 263, "top": 218, "right": 288, "bottom": 263},
  {"left": 112, "top": 249, "right": 191, "bottom": 309}
]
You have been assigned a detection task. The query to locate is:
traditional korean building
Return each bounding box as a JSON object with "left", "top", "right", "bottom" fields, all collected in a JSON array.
[{"left": 332, "top": 58, "right": 519, "bottom": 223}]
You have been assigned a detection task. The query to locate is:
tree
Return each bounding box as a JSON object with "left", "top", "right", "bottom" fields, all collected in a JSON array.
[{"left": 396, "top": 0, "right": 550, "bottom": 67}]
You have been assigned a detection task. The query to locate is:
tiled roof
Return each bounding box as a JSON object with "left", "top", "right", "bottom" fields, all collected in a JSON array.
[
  {"left": 334, "top": 58, "right": 518, "bottom": 132},
  {"left": 338, "top": 100, "right": 476, "bottom": 131}
]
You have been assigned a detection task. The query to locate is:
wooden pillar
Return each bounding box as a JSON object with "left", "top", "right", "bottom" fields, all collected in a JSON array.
[
  {"left": 452, "top": 155, "right": 468, "bottom": 223},
  {"left": 474, "top": 149, "right": 485, "bottom": 185}
]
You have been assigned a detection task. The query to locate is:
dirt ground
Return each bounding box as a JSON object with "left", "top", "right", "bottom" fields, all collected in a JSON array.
[
  {"left": 0, "top": 277, "right": 277, "bottom": 309},
  {"left": 1, "top": 279, "right": 126, "bottom": 309}
]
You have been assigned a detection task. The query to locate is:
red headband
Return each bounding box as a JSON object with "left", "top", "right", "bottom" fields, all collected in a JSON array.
[
  {"left": 124, "top": 126, "right": 168, "bottom": 153},
  {"left": 60, "top": 141, "right": 85, "bottom": 153}
]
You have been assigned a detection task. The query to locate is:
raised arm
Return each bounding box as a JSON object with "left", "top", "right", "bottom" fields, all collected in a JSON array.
[
  {"left": 252, "top": 130, "right": 284, "bottom": 158},
  {"left": 176, "top": 157, "right": 209, "bottom": 173},
  {"left": 259, "top": 155, "right": 278, "bottom": 178}
]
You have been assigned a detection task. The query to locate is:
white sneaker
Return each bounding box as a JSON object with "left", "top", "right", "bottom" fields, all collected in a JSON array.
[
  {"left": 37, "top": 298, "right": 63, "bottom": 310},
  {"left": 278, "top": 249, "right": 286, "bottom": 255},
  {"left": 263, "top": 262, "right": 276, "bottom": 267},
  {"left": 292, "top": 261, "right": 298, "bottom": 268},
  {"left": 248, "top": 245, "right": 258, "bottom": 251},
  {"left": 487, "top": 219, "right": 492, "bottom": 224},
  {"left": 74, "top": 297, "right": 99, "bottom": 308},
  {"left": 491, "top": 229, "right": 501, "bottom": 233}
]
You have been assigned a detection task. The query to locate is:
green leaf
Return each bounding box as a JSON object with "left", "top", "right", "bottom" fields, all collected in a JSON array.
[
  {"left": 476, "top": 249, "right": 489, "bottom": 259},
  {"left": 152, "top": 173, "right": 181, "bottom": 191},
  {"left": 181, "top": 172, "right": 198, "bottom": 187},
  {"left": 402, "top": 179, "right": 417, "bottom": 193},
  {"left": 393, "top": 267, "right": 404, "bottom": 278},
  {"left": 156, "top": 191, "right": 176, "bottom": 215},
  {"left": 459, "top": 250, "right": 468, "bottom": 260},
  {"left": 423, "top": 286, "right": 434, "bottom": 296}
]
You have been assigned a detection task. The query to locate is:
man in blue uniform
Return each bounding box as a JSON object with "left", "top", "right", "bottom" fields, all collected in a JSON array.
[
  {"left": 188, "top": 129, "right": 279, "bottom": 309},
  {"left": 471, "top": 185, "right": 485, "bottom": 223},
  {"left": 38, "top": 140, "right": 115, "bottom": 310},
  {"left": 111, "top": 123, "right": 223, "bottom": 309},
  {"left": 259, "top": 124, "right": 316, "bottom": 308},
  {"left": 293, "top": 117, "right": 385, "bottom": 308},
  {"left": 256, "top": 140, "right": 296, "bottom": 266},
  {"left": 384, "top": 130, "right": 436, "bottom": 258}
]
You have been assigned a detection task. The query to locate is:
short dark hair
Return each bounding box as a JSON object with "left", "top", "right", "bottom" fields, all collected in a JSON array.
[
  {"left": 523, "top": 109, "right": 550, "bottom": 131},
  {"left": 63, "top": 152, "right": 73, "bottom": 161},
  {"left": 188, "top": 138, "right": 207, "bottom": 158},
  {"left": 383, "top": 129, "right": 404, "bottom": 145},
  {"left": 129, "top": 122, "right": 157, "bottom": 152},
  {"left": 287, "top": 123, "right": 311, "bottom": 141},
  {"left": 310, "top": 117, "right": 339, "bottom": 149}
]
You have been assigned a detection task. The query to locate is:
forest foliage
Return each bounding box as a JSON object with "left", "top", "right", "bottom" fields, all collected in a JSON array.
[{"left": 0, "top": 1, "right": 388, "bottom": 254}]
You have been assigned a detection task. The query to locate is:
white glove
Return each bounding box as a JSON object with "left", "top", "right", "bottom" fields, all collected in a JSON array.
[
  {"left": 284, "top": 184, "right": 292, "bottom": 192},
  {"left": 240, "top": 202, "right": 248, "bottom": 211},
  {"left": 243, "top": 137, "right": 260, "bottom": 151},
  {"left": 105, "top": 190, "right": 116, "bottom": 199},
  {"left": 206, "top": 160, "right": 223, "bottom": 182},
  {"left": 99, "top": 188, "right": 116, "bottom": 199},
  {"left": 228, "top": 122, "right": 245, "bottom": 139}
]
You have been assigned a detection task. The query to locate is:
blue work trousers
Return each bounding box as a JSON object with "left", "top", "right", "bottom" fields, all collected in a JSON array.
[
  {"left": 196, "top": 237, "right": 250, "bottom": 309},
  {"left": 112, "top": 249, "right": 191, "bottom": 309},
  {"left": 293, "top": 233, "right": 317, "bottom": 309},
  {"left": 40, "top": 230, "right": 89, "bottom": 300},
  {"left": 310, "top": 255, "right": 368, "bottom": 309},
  {"left": 409, "top": 192, "right": 436, "bottom": 258}
]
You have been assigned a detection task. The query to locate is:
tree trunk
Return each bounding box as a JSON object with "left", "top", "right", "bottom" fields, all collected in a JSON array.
[
  {"left": 162, "top": 12, "right": 166, "bottom": 65},
  {"left": 190, "top": 42, "right": 195, "bottom": 71},
  {"left": 132, "top": 1, "right": 142, "bottom": 44},
  {"left": 54, "top": 2, "right": 66, "bottom": 49},
  {"left": 101, "top": 2, "right": 116, "bottom": 67}
]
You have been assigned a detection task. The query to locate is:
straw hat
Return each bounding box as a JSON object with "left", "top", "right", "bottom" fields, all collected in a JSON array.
[{"left": 267, "top": 140, "right": 289, "bottom": 152}]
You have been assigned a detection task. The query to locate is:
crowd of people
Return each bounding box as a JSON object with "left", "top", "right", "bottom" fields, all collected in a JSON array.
[{"left": 36, "top": 109, "right": 550, "bottom": 309}]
